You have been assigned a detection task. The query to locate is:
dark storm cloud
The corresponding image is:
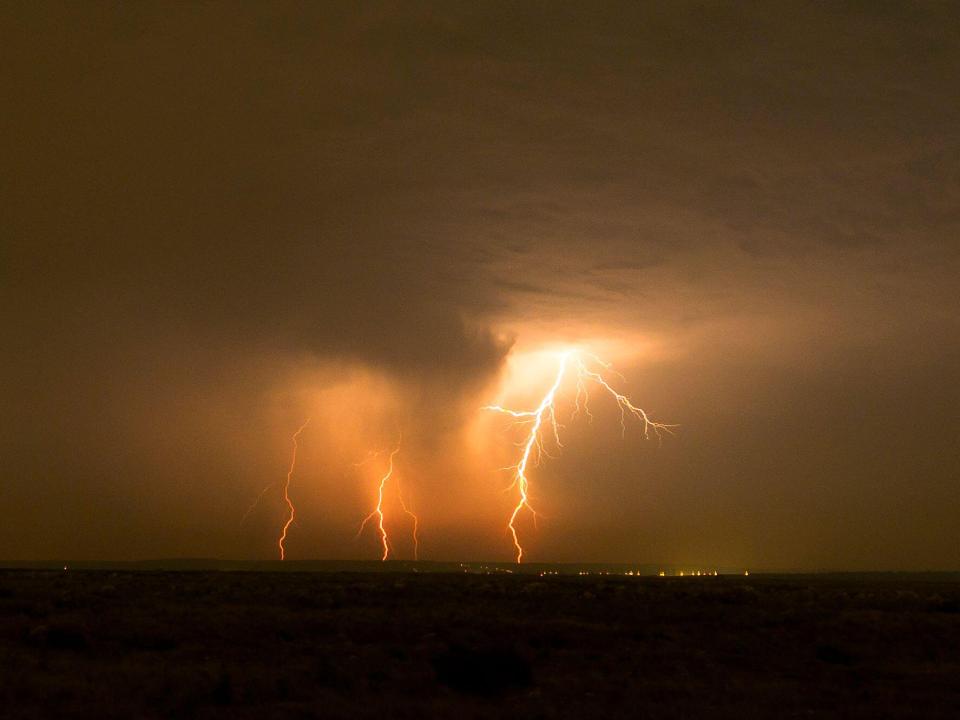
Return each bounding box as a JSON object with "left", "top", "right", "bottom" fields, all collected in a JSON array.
[
  {"left": 2, "top": 2, "right": 512, "bottom": 380},
  {"left": 1, "top": 2, "right": 958, "bottom": 565}
]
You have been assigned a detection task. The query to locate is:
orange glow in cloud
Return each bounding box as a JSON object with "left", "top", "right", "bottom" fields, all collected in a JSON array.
[
  {"left": 483, "top": 347, "right": 673, "bottom": 562},
  {"left": 246, "top": 342, "right": 667, "bottom": 562}
]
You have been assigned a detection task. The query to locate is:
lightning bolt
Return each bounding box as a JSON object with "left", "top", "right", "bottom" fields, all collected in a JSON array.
[
  {"left": 483, "top": 351, "right": 570, "bottom": 563},
  {"left": 397, "top": 477, "right": 420, "bottom": 561},
  {"left": 357, "top": 433, "right": 419, "bottom": 561},
  {"left": 278, "top": 418, "right": 311, "bottom": 560},
  {"left": 483, "top": 350, "right": 674, "bottom": 563},
  {"left": 244, "top": 418, "right": 311, "bottom": 560}
]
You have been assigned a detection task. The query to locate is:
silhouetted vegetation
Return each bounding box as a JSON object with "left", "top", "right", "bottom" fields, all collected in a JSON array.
[{"left": 1, "top": 570, "right": 959, "bottom": 718}]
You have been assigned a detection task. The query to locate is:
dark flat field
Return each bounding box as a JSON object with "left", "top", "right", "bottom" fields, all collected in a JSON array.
[{"left": 1, "top": 569, "right": 959, "bottom": 718}]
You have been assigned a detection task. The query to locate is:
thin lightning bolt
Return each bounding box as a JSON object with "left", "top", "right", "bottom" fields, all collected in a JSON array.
[
  {"left": 358, "top": 443, "right": 397, "bottom": 561},
  {"left": 397, "top": 477, "right": 420, "bottom": 561},
  {"left": 483, "top": 350, "right": 674, "bottom": 563},
  {"left": 356, "top": 434, "right": 419, "bottom": 561},
  {"left": 243, "top": 418, "right": 311, "bottom": 560},
  {"left": 278, "top": 418, "right": 311, "bottom": 561}
]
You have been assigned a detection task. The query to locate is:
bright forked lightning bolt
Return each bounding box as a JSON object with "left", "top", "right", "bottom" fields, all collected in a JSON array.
[
  {"left": 357, "top": 434, "right": 419, "bottom": 561},
  {"left": 483, "top": 349, "right": 674, "bottom": 563},
  {"left": 483, "top": 353, "right": 570, "bottom": 563},
  {"left": 573, "top": 353, "right": 670, "bottom": 441}
]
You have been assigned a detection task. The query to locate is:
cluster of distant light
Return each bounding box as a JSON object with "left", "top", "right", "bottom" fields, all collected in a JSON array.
[
  {"left": 453, "top": 565, "right": 750, "bottom": 577},
  {"left": 536, "top": 569, "right": 750, "bottom": 577},
  {"left": 248, "top": 347, "right": 672, "bottom": 563},
  {"left": 577, "top": 570, "right": 742, "bottom": 577}
]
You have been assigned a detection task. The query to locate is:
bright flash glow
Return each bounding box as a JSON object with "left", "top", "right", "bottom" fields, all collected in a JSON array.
[
  {"left": 483, "top": 349, "right": 674, "bottom": 563},
  {"left": 244, "top": 418, "right": 311, "bottom": 561},
  {"left": 357, "top": 434, "right": 420, "bottom": 561}
]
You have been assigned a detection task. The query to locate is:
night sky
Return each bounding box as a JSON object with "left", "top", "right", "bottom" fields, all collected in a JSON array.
[{"left": 3, "top": 2, "right": 958, "bottom": 568}]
